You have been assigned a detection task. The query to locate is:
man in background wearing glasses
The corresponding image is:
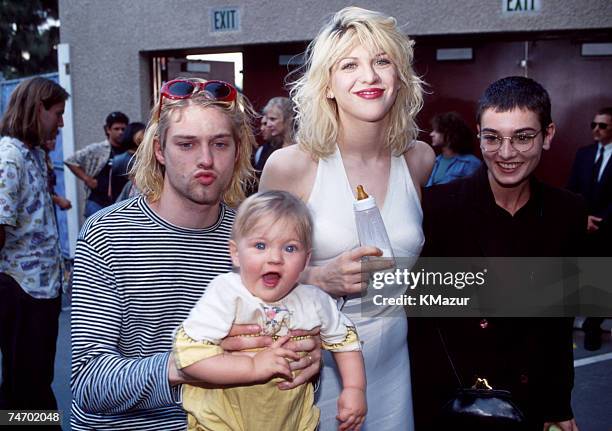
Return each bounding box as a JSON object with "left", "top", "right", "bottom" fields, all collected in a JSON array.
[
  {"left": 69, "top": 79, "right": 321, "bottom": 430},
  {"left": 566, "top": 107, "right": 612, "bottom": 350},
  {"left": 411, "top": 76, "right": 583, "bottom": 431}
]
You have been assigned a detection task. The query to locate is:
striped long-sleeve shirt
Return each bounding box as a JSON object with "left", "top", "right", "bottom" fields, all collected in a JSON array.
[{"left": 70, "top": 196, "right": 235, "bottom": 430}]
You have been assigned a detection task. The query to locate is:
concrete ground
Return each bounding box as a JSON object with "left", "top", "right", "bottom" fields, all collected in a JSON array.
[
  {"left": 571, "top": 319, "right": 612, "bottom": 431},
  {"left": 52, "top": 302, "right": 71, "bottom": 430}
]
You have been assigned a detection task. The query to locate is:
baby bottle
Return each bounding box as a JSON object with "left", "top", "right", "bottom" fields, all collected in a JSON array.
[{"left": 353, "top": 185, "right": 395, "bottom": 262}]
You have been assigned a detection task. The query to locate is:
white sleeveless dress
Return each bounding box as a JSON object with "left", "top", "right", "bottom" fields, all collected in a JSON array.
[{"left": 308, "top": 146, "right": 424, "bottom": 431}]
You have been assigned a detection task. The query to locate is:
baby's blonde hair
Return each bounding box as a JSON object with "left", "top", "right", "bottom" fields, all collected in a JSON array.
[{"left": 232, "top": 191, "right": 313, "bottom": 250}]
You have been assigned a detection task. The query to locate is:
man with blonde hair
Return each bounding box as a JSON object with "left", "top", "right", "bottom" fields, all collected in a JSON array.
[{"left": 70, "top": 79, "right": 321, "bottom": 430}]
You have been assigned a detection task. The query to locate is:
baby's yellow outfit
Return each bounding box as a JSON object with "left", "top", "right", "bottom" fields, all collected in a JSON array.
[{"left": 174, "top": 272, "right": 360, "bottom": 431}]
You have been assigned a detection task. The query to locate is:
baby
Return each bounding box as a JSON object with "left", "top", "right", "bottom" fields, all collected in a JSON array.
[{"left": 173, "top": 190, "right": 366, "bottom": 431}]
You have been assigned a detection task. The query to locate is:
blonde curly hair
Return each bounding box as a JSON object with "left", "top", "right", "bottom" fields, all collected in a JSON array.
[
  {"left": 291, "top": 6, "right": 424, "bottom": 159},
  {"left": 131, "top": 78, "right": 255, "bottom": 207}
]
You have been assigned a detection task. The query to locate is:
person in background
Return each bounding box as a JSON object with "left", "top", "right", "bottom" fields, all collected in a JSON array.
[
  {"left": 261, "top": 7, "right": 434, "bottom": 430},
  {"left": 566, "top": 107, "right": 612, "bottom": 350},
  {"left": 253, "top": 97, "right": 295, "bottom": 173},
  {"left": 252, "top": 109, "right": 272, "bottom": 172},
  {"left": 43, "top": 138, "right": 72, "bottom": 210},
  {"left": 112, "top": 121, "right": 146, "bottom": 201},
  {"left": 64, "top": 111, "right": 129, "bottom": 217},
  {"left": 567, "top": 108, "right": 612, "bottom": 254},
  {"left": 426, "top": 111, "right": 481, "bottom": 186},
  {"left": 43, "top": 138, "right": 73, "bottom": 312},
  {"left": 0, "top": 77, "right": 69, "bottom": 419}
]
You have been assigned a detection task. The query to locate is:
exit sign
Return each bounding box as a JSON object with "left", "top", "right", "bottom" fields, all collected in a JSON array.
[
  {"left": 503, "top": 0, "right": 541, "bottom": 13},
  {"left": 210, "top": 7, "right": 241, "bottom": 33}
]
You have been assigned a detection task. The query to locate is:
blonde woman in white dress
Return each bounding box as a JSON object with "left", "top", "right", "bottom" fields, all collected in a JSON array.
[{"left": 261, "top": 7, "right": 434, "bottom": 431}]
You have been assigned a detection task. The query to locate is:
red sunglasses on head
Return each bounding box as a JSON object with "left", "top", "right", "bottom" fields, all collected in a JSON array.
[{"left": 156, "top": 79, "right": 237, "bottom": 120}]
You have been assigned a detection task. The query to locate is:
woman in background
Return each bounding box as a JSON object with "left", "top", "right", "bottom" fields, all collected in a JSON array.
[
  {"left": 261, "top": 7, "right": 433, "bottom": 430},
  {"left": 253, "top": 97, "right": 295, "bottom": 173}
]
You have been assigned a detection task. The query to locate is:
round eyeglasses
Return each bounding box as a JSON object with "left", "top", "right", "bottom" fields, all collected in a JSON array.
[{"left": 478, "top": 130, "right": 542, "bottom": 152}]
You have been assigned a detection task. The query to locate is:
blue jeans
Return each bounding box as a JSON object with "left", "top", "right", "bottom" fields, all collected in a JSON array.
[{"left": 84, "top": 199, "right": 105, "bottom": 218}]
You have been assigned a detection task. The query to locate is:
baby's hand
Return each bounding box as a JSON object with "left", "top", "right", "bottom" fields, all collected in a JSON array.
[
  {"left": 336, "top": 387, "right": 367, "bottom": 431},
  {"left": 252, "top": 336, "right": 300, "bottom": 382}
]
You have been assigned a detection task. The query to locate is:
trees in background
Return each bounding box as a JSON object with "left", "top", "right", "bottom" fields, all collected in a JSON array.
[{"left": 0, "top": 0, "right": 59, "bottom": 80}]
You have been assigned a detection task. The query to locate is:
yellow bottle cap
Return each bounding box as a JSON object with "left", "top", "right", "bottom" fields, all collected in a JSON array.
[{"left": 356, "top": 185, "right": 369, "bottom": 200}]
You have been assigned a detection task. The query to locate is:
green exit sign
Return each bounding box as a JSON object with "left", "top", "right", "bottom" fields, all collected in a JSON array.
[{"left": 503, "top": 0, "right": 541, "bottom": 13}]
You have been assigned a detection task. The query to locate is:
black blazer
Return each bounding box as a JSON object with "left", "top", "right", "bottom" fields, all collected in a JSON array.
[
  {"left": 567, "top": 143, "right": 612, "bottom": 222},
  {"left": 253, "top": 142, "right": 281, "bottom": 173},
  {"left": 409, "top": 168, "right": 587, "bottom": 430}
]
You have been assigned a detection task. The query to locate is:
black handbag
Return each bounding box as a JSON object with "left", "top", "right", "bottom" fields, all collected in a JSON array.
[{"left": 436, "top": 329, "right": 526, "bottom": 431}]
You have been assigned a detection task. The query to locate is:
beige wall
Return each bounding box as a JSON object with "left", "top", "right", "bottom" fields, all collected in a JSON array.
[
  {"left": 58, "top": 0, "right": 612, "bottom": 218},
  {"left": 60, "top": 0, "right": 612, "bottom": 146}
]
